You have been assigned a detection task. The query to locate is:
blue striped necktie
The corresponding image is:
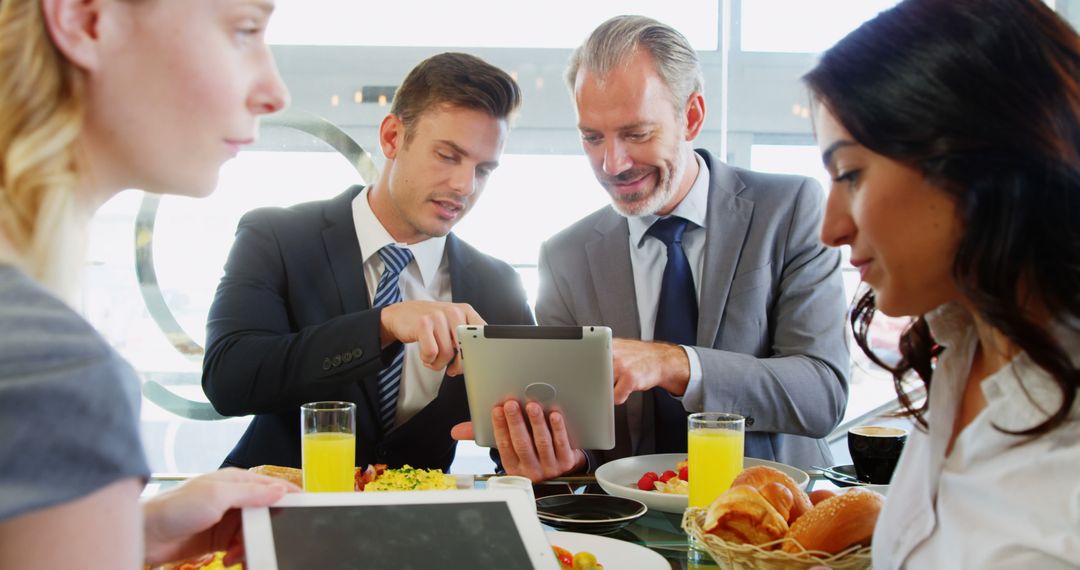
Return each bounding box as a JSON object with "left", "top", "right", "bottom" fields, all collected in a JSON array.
[
  {"left": 373, "top": 244, "right": 413, "bottom": 432},
  {"left": 647, "top": 216, "right": 697, "bottom": 453}
]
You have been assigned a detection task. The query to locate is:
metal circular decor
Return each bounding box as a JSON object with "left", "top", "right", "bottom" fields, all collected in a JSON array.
[{"left": 134, "top": 110, "right": 376, "bottom": 360}]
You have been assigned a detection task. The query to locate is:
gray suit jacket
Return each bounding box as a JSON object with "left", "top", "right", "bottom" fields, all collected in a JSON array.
[{"left": 536, "top": 149, "right": 849, "bottom": 470}]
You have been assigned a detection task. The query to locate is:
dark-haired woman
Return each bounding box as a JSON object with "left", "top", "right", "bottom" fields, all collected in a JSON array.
[{"left": 804, "top": 0, "right": 1079, "bottom": 567}]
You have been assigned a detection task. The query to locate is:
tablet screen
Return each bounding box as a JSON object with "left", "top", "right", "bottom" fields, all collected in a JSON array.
[{"left": 268, "top": 502, "right": 534, "bottom": 568}]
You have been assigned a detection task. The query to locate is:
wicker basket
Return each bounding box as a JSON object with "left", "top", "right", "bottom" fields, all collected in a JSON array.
[{"left": 681, "top": 507, "right": 872, "bottom": 570}]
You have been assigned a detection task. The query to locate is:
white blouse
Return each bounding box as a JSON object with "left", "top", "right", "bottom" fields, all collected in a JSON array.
[{"left": 872, "top": 304, "right": 1080, "bottom": 569}]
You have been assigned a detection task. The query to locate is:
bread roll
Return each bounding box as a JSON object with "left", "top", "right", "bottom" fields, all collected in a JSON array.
[
  {"left": 703, "top": 485, "right": 789, "bottom": 548},
  {"left": 809, "top": 488, "right": 838, "bottom": 506},
  {"left": 249, "top": 464, "right": 303, "bottom": 488},
  {"left": 758, "top": 481, "right": 794, "bottom": 521},
  {"left": 731, "top": 465, "right": 813, "bottom": 523},
  {"left": 782, "top": 487, "right": 884, "bottom": 554}
]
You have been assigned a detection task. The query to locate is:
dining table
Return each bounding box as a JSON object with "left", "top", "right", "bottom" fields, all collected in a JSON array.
[{"left": 147, "top": 470, "right": 838, "bottom": 570}]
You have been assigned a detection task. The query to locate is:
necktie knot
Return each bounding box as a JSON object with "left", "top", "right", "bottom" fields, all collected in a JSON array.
[
  {"left": 378, "top": 244, "right": 413, "bottom": 277},
  {"left": 647, "top": 216, "right": 691, "bottom": 246}
]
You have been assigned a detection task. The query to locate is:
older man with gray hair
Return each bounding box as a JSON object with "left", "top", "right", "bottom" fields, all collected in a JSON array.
[{"left": 457, "top": 15, "right": 850, "bottom": 480}]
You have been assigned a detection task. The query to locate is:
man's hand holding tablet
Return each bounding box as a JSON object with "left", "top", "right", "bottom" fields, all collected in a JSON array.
[
  {"left": 453, "top": 400, "right": 587, "bottom": 482},
  {"left": 451, "top": 325, "right": 615, "bottom": 482}
]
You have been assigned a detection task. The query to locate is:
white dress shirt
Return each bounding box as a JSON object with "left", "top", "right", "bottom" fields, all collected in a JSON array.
[
  {"left": 351, "top": 188, "right": 452, "bottom": 427},
  {"left": 624, "top": 152, "right": 708, "bottom": 453},
  {"left": 873, "top": 303, "right": 1080, "bottom": 569}
]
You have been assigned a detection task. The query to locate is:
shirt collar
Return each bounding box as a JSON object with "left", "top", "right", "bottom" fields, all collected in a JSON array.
[
  {"left": 925, "top": 301, "right": 1079, "bottom": 428},
  {"left": 351, "top": 187, "right": 447, "bottom": 286},
  {"left": 924, "top": 301, "right": 974, "bottom": 349},
  {"left": 628, "top": 152, "right": 710, "bottom": 247}
]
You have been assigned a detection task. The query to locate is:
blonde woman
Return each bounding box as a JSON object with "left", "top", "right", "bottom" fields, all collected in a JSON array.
[{"left": 0, "top": 0, "right": 294, "bottom": 568}]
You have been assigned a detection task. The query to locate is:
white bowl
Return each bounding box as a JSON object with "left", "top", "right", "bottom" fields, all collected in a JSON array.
[{"left": 594, "top": 453, "right": 809, "bottom": 514}]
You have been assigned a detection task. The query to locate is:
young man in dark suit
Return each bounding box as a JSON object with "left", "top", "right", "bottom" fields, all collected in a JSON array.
[{"left": 203, "top": 53, "right": 532, "bottom": 471}]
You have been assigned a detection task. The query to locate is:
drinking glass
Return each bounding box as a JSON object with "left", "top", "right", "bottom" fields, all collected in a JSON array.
[
  {"left": 486, "top": 475, "right": 537, "bottom": 515},
  {"left": 687, "top": 412, "right": 745, "bottom": 508},
  {"left": 301, "top": 401, "right": 356, "bottom": 492}
]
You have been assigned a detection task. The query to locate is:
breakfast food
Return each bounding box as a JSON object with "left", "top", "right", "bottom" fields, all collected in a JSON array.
[
  {"left": 152, "top": 551, "right": 238, "bottom": 570},
  {"left": 249, "top": 464, "right": 303, "bottom": 487},
  {"left": 781, "top": 487, "right": 884, "bottom": 554},
  {"left": 702, "top": 484, "right": 789, "bottom": 547},
  {"left": 354, "top": 463, "right": 388, "bottom": 491},
  {"left": 693, "top": 464, "right": 885, "bottom": 561},
  {"left": 551, "top": 545, "right": 603, "bottom": 570},
  {"left": 249, "top": 463, "right": 454, "bottom": 491},
  {"left": 731, "top": 465, "right": 813, "bottom": 523},
  {"left": 362, "top": 465, "right": 456, "bottom": 491},
  {"left": 635, "top": 459, "right": 689, "bottom": 494},
  {"left": 808, "top": 488, "right": 838, "bottom": 505}
]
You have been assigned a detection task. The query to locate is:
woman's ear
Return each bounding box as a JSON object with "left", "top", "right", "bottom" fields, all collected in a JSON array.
[{"left": 40, "top": 0, "right": 104, "bottom": 70}]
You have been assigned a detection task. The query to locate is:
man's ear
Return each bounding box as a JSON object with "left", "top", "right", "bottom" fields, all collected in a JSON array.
[
  {"left": 683, "top": 92, "right": 706, "bottom": 141},
  {"left": 379, "top": 114, "right": 405, "bottom": 160},
  {"left": 40, "top": 0, "right": 104, "bottom": 71}
]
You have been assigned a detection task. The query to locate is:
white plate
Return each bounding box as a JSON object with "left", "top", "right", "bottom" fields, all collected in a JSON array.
[
  {"left": 595, "top": 453, "right": 810, "bottom": 514},
  {"left": 546, "top": 530, "right": 668, "bottom": 569}
]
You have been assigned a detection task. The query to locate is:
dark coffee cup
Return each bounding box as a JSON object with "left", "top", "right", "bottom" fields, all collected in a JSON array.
[{"left": 848, "top": 426, "right": 907, "bottom": 484}]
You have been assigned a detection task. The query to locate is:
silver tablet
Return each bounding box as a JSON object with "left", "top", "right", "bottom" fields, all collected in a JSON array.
[
  {"left": 458, "top": 325, "right": 615, "bottom": 450},
  {"left": 242, "top": 490, "right": 558, "bottom": 569}
]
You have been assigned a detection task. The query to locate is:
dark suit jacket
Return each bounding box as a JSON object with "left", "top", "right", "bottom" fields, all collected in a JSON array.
[
  {"left": 202, "top": 185, "right": 534, "bottom": 470},
  {"left": 537, "top": 150, "right": 849, "bottom": 470}
]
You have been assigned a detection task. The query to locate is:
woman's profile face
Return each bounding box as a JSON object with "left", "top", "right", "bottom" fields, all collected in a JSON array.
[
  {"left": 814, "top": 103, "right": 964, "bottom": 317},
  {"left": 80, "top": 0, "right": 289, "bottom": 199}
]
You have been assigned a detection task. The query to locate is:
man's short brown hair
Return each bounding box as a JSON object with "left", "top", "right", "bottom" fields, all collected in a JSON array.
[{"left": 391, "top": 52, "right": 522, "bottom": 142}]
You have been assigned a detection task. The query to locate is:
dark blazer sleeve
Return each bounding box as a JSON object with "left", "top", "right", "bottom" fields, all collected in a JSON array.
[{"left": 201, "top": 208, "right": 395, "bottom": 416}]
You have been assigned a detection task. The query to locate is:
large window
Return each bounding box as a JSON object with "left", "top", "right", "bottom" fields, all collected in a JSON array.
[{"left": 81, "top": 0, "right": 1080, "bottom": 473}]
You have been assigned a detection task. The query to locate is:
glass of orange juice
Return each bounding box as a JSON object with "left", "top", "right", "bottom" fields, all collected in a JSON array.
[
  {"left": 687, "top": 412, "right": 745, "bottom": 508},
  {"left": 301, "top": 401, "right": 356, "bottom": 492}
]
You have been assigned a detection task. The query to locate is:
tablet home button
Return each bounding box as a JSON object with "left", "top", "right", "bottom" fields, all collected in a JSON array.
[{"left": 524, "top": 382, "right": 557, "bottom": 404}]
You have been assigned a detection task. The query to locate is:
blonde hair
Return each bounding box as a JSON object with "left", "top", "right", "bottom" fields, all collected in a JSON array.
[{"left": 0, "top": 0, "right": 89, "bottom": 301}]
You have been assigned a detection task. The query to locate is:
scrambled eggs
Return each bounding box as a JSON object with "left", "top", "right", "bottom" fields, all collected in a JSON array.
[{"left": 363, "top": 465, "right": 456, "bottom": 491}]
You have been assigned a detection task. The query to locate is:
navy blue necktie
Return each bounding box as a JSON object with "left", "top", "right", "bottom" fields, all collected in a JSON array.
[
  {"left": 647, "top": 216, "right": 697, "bottom": 453},
  {"left": 373, "top": 244, "right": 413, "bottom": 432}
]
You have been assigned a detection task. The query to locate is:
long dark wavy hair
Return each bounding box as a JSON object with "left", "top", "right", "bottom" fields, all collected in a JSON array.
[{"left": 803, "top": 0, "right": 1080, "bottom": 434}]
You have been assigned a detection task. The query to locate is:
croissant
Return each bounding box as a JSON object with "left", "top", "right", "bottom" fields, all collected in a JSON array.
[
  {"left": 703, "top": 484, "right": 789, "bottom": 548},
  {"left": 731, "top": 465, "right": 813, "bottom": 523}
]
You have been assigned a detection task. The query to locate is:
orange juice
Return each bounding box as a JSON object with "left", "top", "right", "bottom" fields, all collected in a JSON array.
[
  {"left": 688, "top": 428, "right": 744, "bottom": 507},
  {"left": 302, "top": 432, "right": 355, "bottom": 492}
]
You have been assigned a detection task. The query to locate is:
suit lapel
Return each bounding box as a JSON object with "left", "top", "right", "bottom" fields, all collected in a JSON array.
[
  {"left": 585, "top": 213, "right": 641, "bottom": 339},
  {"left": 697, "top": 151, "right": 753, "bottom": 347},
  {"left": 322, "top": 185, "right": 371, "bottom": 315},
  {"left": 321, "top": 185, "right": 381, "bottom": 430},
  {"left": 446, "top": 234, "right": 478, "bottom": 305}
]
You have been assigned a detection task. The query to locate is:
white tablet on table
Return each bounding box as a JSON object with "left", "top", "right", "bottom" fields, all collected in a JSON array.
[
  {"left": 457, "top": 325, "right": 615, "bottom": 450},
  {"left": 243, "top": 490, "right": 558, "bottom": 569}
]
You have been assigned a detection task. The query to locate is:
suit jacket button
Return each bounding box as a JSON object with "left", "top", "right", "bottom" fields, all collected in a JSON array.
[
  {"left": 343, "top": 351, "right": 352, "bottom": 363},
  {"left": 352, "top": 348, "right": 363, "bottom": 359},
  {"left": 322, "top": 358, "right": 332, "bottom": 370},
  {"left": 745, "top": 416, "right": 755, "bottom": 427},
  {"left": 332, "top": 355, "right": 342, "bottom": 366}
]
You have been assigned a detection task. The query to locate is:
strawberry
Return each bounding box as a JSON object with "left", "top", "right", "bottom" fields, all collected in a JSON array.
[
  {"left": 678, "top": 465, "right": 689, "bottom": 482},
  {"left": 659, "top": 469, "right": 678, "bottom": 483},
  {"left": 636, "top": 471, "right": 659, "bottom": 490}
]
